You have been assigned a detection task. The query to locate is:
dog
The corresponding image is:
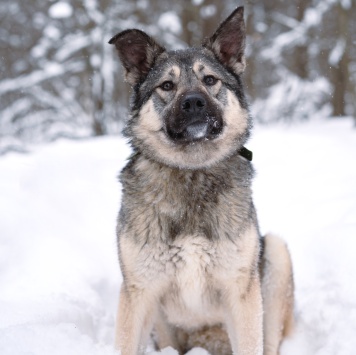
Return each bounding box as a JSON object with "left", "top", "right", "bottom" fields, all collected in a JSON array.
[{"left": 109, "top": 6, "right": 294, "bottom": 355}]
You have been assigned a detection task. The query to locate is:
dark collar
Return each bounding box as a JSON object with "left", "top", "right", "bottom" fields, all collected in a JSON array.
[{"left": 238, "top": 146, "right": 253, "bottom": 161}]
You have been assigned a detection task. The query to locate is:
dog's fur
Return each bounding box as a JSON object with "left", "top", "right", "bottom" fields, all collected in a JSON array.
[{"left": 109, "top": 7, "right": 294, "bottom": 355}]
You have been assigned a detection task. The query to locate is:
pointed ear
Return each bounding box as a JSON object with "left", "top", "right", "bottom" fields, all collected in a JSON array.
[
  {"left": 203, "top": 6, "right": 246, "bottom": 74},
  {"left": 109, "top": 29, "right": 165, "bottom": 86}
]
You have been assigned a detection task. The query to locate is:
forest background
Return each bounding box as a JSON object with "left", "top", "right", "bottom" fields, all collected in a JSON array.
[{"left": 0, "top": 0, "right": 355, "bottom": 154}]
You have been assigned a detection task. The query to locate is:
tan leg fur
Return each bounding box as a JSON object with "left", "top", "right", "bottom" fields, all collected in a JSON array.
[{"left": 115, "top": 286, "right": 158, "bottom": 355}]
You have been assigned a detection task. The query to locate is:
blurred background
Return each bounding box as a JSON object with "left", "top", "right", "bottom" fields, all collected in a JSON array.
[{"left": 0, "top": 0, "right": 355, "bottom": 154}]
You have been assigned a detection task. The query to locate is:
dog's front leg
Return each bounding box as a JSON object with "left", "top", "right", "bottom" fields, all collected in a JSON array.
[
  {"left": 224, "top": 276, "right": 263, "bottom": 355},
  {"left": 115, "top": 284, "right": 156, "bottom": 355}
]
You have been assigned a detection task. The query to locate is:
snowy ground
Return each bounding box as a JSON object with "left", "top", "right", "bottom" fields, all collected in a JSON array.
[{"left": 0, "top": 117, "right": 355, "bottom": 355}]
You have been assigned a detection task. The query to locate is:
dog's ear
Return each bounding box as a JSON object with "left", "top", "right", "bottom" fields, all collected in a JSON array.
[
  {"left": 109, "top": 29, "right": 165, "bottom": 86},
  {"left": 203, "top": 6, "right": 246, "bottom": 74}
]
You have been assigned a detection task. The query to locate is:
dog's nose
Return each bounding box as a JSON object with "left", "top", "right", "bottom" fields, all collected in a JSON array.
[{"left": 181, "top": 94, "right": 206, "bottom": 114}]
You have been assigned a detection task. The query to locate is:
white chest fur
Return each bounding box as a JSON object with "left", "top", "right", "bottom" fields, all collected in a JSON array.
[
  {"left": 159, "top": 233, "right": 254, "bottom": 328},
  {"left": 173, "top": 236, "right": 217, "bottom": 313},
  {"left": 120, "top": 226, "right": 259, "bottom": 328}
]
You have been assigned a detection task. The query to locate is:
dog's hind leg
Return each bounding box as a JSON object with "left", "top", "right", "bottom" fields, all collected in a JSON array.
[{"left": 261, "top": 234, "right": 294, "bottom": 355}]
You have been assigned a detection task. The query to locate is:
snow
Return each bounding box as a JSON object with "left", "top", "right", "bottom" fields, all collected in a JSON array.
[
  {"left": 341, "top": 0, "right": 352, "bottom": 10},
  {"left": 1, "top": 118, "right": 356, "bottom": 354},
  {"left": 192, "top": 0, "right": 204, "bottom": 6},
  {"left": 250, "top": 118, "right": 356, "bottom": 354},
  {"left": 54, "top": 34, "right": 91, "bottom": 62},
  {"left": 158, "top": 12, "right": 182, "bottom": 35},
  {"left": 200, "top": 5, "right": 217, "bottom": 19},
  {"left": 0, "top": 62, "right": 65, "bottom": 95},
  {"left": 49, "top": 2, "right": 73, "bottom": 19},
  {"left": 303, "top": 8, "right": 321, "bottom": 27},
  {"left": 44, "top": 25, "right": 61, "bottom": 40},
  {"left": 329, "top": 38, "right": 346, "bottom": 66},
  {"left": 252, "top": 70, "right": 331, "bottom": 122},
  {"left": 264, "top": 0, "right": 334, "bottom": 59}
]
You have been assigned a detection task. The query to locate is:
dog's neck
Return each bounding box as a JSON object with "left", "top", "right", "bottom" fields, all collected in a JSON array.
[
  {"left": 130, "top": 147, "right": 253, "bottom": 181},
  {"left": 129, "top": 146, "right": 253, "bottom": 169}
]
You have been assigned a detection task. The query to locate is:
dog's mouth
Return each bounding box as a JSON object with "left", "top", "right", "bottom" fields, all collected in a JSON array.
[{"left": 166, "top": 118, "right": 223, "bottom": 143}]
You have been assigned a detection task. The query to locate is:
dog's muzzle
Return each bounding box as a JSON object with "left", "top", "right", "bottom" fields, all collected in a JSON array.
[{"left": 166, "top": 92, "right": 223, "bottom": 143}]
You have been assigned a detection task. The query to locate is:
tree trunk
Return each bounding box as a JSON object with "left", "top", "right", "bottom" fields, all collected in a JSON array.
[
  {"left": 244, "top": 0, "right": 257, "bottom": 100},
  {"left": 331, "top": 1, "right": 350, "bottom": 117},
  {"left": 180, "top": 1, "right": 198, "bottom": 46},
  {"left": 291, "top": 0, "right": 309, "bottom": 79}
]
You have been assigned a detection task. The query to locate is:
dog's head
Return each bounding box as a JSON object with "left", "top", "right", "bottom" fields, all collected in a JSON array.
[{"left": 109, "top": 7, "right": 251, "bottom": 169}]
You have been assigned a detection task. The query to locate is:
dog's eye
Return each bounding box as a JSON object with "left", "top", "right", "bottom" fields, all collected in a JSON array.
[
  {"left": 203, "top": 76, "right": 217, "bottom": 86},
  {"left": 160, "top": 81, "right": 174, "bottom": 91}
]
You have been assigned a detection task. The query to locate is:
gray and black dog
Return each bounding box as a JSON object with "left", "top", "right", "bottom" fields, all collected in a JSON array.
[{"left": 109, "top": 6, "right": 294, "bottom": 355}]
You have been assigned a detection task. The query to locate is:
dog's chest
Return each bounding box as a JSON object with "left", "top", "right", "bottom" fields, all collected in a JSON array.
[{"left": 145, "top": 236, "right": 241, "bottom": 326}]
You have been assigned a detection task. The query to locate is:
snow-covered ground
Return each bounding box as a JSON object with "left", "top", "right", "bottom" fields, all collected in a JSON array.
[{"left": 0, "top": 117, "right": 355, "bottom": 355}]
